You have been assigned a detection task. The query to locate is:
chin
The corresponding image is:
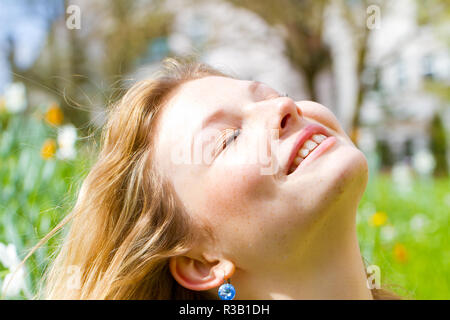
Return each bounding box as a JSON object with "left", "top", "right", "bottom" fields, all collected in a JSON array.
[
  {"left": 306, "top": 141, "right": 368, "bottom": 210},
  {"left": 328, "top": 144, "right": 369, "bottom": 203}
]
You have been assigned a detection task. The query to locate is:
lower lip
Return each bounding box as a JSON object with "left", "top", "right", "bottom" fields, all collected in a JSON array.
[{"left": 294, "top": 136, "right": 337, "bottom": 172}]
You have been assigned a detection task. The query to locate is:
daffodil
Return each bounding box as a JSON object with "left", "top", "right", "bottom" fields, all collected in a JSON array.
[
  {"left": 393, "top": 243, "right": 408, "bottom": 263},
  {"left": 41, "top": 139, "right": 57, "bottom": 159},
  {"left": 4, "top": 82, "right": 27, "bottom": 113},
  {"left": 370, "top": 211, "right": 387, "bottom": 227},
  {"left": 45, "top": 103, "right": 64, "bottom": 126},
  {"left": 0, "top": 243, "right": 29, "bottom": 298},
  {"left": 57, "top": 124, "right": 77, "bottom": 160}
]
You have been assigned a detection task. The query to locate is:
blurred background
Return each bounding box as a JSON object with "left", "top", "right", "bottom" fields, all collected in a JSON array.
[{"left": 0, "top": 0, "right": 448, "bottom": 299}]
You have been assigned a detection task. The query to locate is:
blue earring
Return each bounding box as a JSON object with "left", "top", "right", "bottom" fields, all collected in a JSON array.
[{"left": 218, "top": 277, "right": 236, "bottom": 300}]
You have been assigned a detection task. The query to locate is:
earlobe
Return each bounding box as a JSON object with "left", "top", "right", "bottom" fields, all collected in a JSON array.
[{"left": 169, "top": 255, "right": 234, "bottom": 291}]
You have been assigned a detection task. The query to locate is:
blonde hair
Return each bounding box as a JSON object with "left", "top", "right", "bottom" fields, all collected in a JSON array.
[
  {"left": 5, "top": 57, "right": 229, "bottom": 299},
  {"left": 6, "top": 57, "right": 402, "bottom": 300}
]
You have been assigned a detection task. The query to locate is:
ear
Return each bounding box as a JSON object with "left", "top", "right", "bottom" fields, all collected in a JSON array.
[{"left": 169, "top": 255, "right": 235, "bottom": 291}]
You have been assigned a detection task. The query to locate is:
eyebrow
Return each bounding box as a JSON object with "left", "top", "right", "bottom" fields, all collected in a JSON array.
[{"left": 201, "top": 109, "right": 228, "bottom": 130}]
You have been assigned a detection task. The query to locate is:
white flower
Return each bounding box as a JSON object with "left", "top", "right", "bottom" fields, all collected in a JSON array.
[
  {"left": 391, "top": 162, "right": 414, "bottom": 195},
  {"left": 0, "top": 243, "right": 28, "bottom": 298},
  {"left": 412, "top": 149, "right": 435, "bottom": 176},
  {"left": 56, "top": 124, "right": 77, "bottom": 160},
  {"left": 57, "top": 147, "right": 76, "bottom": 160},
  {"left": 2, "top": 267, "right": 27, "bottom": 298},
  {"left": 444, "top": 193, "right": 450, "bottom": 207},
  {"left": 380, "top": 225, "right": 396, "bottom": 242},
  {"left": 410, "top": 213, "right": 429, "bottom": 232},
  {"left": 0, "top": 243, "right": 21, "bottom": 269},
  {"left": 4, "top": 82, "right": 27, "bottom": 113}
]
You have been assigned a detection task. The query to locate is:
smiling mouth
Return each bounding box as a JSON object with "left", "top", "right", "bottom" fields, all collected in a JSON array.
[
  {"left": 286, "top": 124, "right": 332, "bottom": 175},
  {"left": 287, "top": 133, "right": 328, "bottom": 174}
]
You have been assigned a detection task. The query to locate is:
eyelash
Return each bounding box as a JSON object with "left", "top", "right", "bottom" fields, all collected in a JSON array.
[
  {"left": 215, "top": 128, "right": 241, "bottom": 155},
  {"left": 212, "top": 94, "right": 284, "bottom": 156}
]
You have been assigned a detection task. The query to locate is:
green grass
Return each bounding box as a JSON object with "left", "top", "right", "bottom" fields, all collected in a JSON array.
[
  {"left": 0, "top": 108, "right": 95, "bottom": 298},
  {"left": 0, "top": 109, "right": 449, "bottom": 299},
  {"left": 358, "top": 172, "right": 450, "bottom": 299}
]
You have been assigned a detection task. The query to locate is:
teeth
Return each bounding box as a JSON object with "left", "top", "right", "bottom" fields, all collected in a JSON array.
[
  {"left": 289, "top": 133, "right": 329, "bottom": 174},
  {"left": 312, "top": 134, "right": 327, "bottom": 144},
  {"left": 293, "top": 157, "right": 303, "bottom": 166},
  {"left": 304, "top": 139, "right": 318, "bottom": 150},
  {"left": 299, "top": 148, "right": 310, "bottom": 158}
]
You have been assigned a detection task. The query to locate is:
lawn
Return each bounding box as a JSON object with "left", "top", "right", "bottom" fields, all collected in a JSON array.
[{"left": 358, "top": 171, "right": 449, "bottom": 299}]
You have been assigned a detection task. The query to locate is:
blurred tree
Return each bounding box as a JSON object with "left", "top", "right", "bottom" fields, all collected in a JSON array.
[
  {"left": 376, "top": 138, "right": 394, "bottom": 170},
  {"left": 430, "top": 112, "right": 448, "bottom": 177},
  {"left": 228, "top": 0, "right": 332, "bottom": 102},
  {"left": 404, "top": 138, "right": 414, "bottom": 160},
  {"left": 416, "top": 0, "right": 450, "bottom": 46},
  {"left": 337, "top": 0, "right": 386, "bottom": 145},
  {"left": 102, "top": 1, "right": 172, "bottom": 86},
  {"left": 416, "top": 0, "right": 450, "bottom": 103},
  {"left": 9, "top": 0, "right": 173, "bottom": 132},
  {"left": 416, "top": 0, "right": 449, "bottom": 177}
]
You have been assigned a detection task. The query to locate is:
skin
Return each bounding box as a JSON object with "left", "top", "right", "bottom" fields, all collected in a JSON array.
[{"left": 153, "top": 76, "right": 373, "bottom": 299}]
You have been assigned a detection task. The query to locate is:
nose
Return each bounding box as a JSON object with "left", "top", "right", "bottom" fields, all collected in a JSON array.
[
  {"left": 273, "top": 97, "right": 302, "bottom": 137},
  {"left": 244, "top": 97, "right": 303, "bottom": 137}
]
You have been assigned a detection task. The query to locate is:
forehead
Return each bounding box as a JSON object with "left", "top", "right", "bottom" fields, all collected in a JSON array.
[
  {"left": 158, "top": 75, "right": 270, "bottom": 128},
  {"left": 157, "top": 76, "right": 252, "bottom": 137},
  {"left": 172, "top": 76, "right": 254, "bottom": 111}
]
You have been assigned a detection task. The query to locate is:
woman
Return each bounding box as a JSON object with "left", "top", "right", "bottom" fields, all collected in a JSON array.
[{"left": 13, "top": 57, "right": 400, "bottom": 299}]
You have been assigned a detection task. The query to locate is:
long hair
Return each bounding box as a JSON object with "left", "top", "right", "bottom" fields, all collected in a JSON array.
[
  {"left": 6, "top": 57, "right": 402, "bottom": 300},
  {"left": 8, "top": 57, "right": 229, "bottom": 299}
]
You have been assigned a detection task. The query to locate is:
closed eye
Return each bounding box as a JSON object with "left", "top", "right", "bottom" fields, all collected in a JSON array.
[{"left": 214, "top": 128, "right": 241, "bottom": 156}]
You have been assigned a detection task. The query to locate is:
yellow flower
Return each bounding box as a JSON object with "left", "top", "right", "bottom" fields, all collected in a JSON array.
[
  {"left": 41, "top": 139, "right": 56, "bottom": 159},
  {"left": 45, "top": 103, "right": 64, "bottom": 126},
  {"left": 370, "top": 211, "right": 388, "bottom": 227},
  {"left": 393, "top": 243, "right": 408, "bottom": 263}
]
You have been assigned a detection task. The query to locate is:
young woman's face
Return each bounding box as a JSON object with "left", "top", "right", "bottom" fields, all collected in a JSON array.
[{"left": 154, "top": 76, "right": 368, "bottom": 273}]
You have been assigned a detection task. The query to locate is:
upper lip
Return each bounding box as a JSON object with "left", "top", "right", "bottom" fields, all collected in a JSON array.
[{"left": 286, "top": 123, "right": 331, "bottom": 174}]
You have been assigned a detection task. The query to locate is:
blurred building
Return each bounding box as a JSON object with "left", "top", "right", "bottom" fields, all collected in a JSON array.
[
  {"left": 363, "top": 0, "right": 449, "bottom": 166},
  {"left": 324, "top": 0, "right": 449, "bottom": 172}
]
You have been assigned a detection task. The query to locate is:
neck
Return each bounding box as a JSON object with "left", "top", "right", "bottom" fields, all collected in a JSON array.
[{"left": 234, "top": 200, "right": 373, "bottom": 300}]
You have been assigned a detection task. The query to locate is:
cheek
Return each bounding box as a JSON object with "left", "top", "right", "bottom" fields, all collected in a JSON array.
[
  {"left": 201, "top": 165, "right": 272, "bottom": 219},
  {"left": 198, "top": 165, "right": 292, "bottom": 263}
]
